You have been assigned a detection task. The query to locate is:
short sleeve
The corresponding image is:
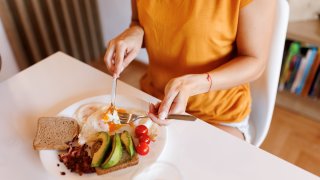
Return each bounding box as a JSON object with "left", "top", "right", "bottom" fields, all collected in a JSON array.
[{"left": 240, "top": 0, "right": 253, "bottom": 9}]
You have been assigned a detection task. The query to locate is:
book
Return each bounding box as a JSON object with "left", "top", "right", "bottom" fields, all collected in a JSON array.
[
  {"left": 291, "top": 55, "right": 307, "bottom": 93},
  {"left": 301, "top": 52, "right": 320, "bottom": 96},
  {"left": 285, "top": 54, "right": 302, "bottom": 90},
  {"left": 290, "top": 47, "right": 309, "bottom": 93},
  {"left": 309, "top": 68, "right": 320, "bottom": 98},
  {"left": 279, "top": 42, "right": 300, "bottom": 91},
  {"left": 295, "top": 47, "right": 318, "bottom": 95}
]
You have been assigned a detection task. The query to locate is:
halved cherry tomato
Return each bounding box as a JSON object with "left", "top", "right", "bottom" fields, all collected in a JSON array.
[
  {"left": 136, "top": 142, "right": 149, "bottom": 155},
  {"left": 135, "top": 125, "right": 148, "bottom": 137},
  {"left": 139, "top": 134, "right": 151, "bottom": 144}
]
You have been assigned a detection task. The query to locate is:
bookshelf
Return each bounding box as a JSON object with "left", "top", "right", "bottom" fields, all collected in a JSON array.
[
  {"left": 276, "top": 20, "right": 320, "bottom": 121},
  {"left": 287, "top": 20, "right": 320, "bottom": 46},
  {"left": 277, "top": 91, "right": 320, "bottom": 121}
]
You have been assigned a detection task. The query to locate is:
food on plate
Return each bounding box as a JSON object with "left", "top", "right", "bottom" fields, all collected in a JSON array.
[
  {"left": 33, "top": 117, "right": 79, "bottom": 150},
  {"left": 135, "top": 125, "right": 152, "bottom": 155},
  {"left": 58, "top": 139, "right": 95, "bottom": 175},
  {"left": 77, "top": 105, "right": 129, "bottom": 145},
  {"left": 120, "top": 131, "right": 136, "bottom": 157},
  {"left": 100, "top": 133, "right": 123, "bottom": 169},
  {"left": 34, "top": 101, "right": 159, "bottom": 176},
  {"left": 139, "top": 134, "right": 151, "bottom": 144},
  {"left": 91, "top": 132, "right": 111, "bottom": 167},
  {"left": 95, "top": 150, "right": 139, "bottom": 175},
  {"left": 136, "top": 142, "right": 149, "bottom": 156},
  {"left": 74, "top": 102, "right": 104, "bottom": 128},
  {"left": 91, "top": 131, "right": 139, "bottom": 175},
  {"left": 135, "top": 125, "right": 148, "bottom": 137}
]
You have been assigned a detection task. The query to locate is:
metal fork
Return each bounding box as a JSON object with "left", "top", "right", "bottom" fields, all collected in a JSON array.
[{"left": 118, "top": 112, "right": 197, "bottom": 124}]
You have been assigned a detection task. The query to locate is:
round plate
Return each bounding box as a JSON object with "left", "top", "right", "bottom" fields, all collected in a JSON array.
[{"left": 39, "top": 95, "right": 167, "bottom": 179}]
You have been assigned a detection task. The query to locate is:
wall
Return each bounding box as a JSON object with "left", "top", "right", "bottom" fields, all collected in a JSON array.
[
  {"left": 0, "top": 18, "right": 19, "bottom": 82},
  {"left": 97, "top": 0, "right": 149, "bottom": 64},
  {"left": 288, "top": 0, "right": 320, "bottom": 21}
]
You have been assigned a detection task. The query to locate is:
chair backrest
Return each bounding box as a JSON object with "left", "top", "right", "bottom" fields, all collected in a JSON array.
[{"left": 250, "top": 0, "right": 289, "bottom": 146}]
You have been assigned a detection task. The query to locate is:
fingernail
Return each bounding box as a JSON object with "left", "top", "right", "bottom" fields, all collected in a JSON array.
[{"left": 159, "top": 112, "right": 167, "bottom": 120}]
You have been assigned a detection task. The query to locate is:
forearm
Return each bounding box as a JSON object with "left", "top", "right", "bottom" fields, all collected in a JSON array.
[
  {"left": 128, "top": 22, "right": 144, "bottom": 48},
  {"left": 130, "top": 20, "right": 142, "bottom": 28},
  {"left": 130, "top": 0, "right": 144, "bottom": 36},
  {"left": 184, "top": 56, "right": 265, "bottom": 96},
  {"left": 208, "top": 56, "right": 265, "bottom": 90},
  {"left": 128, "top": 25, "right": 144, "bottom": 37}
]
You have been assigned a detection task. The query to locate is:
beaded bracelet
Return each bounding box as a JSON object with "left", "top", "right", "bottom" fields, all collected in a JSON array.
[{"left": 206, "top": 73, "right": 212, "bottom": 93}]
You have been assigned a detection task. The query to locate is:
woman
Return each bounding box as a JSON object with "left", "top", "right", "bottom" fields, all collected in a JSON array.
[{"left": 104, "top": 0, "right": 276, "bottom": 142}]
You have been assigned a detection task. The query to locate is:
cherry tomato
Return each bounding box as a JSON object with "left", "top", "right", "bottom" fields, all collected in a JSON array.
[
  {"left": 139, "top": 134, "right": 151, "bottom": 144},
  {"left": 136, "top": 142, "right": 149, "bottom": 156},
  {"left": 135, "top": 125, "right": 148, "bottom": 137}
]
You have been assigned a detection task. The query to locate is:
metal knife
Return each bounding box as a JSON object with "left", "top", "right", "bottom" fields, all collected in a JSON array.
[{"left": 110, "top": 76, "right": 117, "bottom": 110}]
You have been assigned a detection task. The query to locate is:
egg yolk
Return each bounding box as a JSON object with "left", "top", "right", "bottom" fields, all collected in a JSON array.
[
  {"left": 102, "top": 114, "right": 109, "bottom": 121},
  {"left": 102, "top": 106, "right": 113, "bottom": 121},
  {"left": 117, "top": 108, "right": 127, "bottom": 113},
  {"left": 101, "top": 107, "right": 129, "bottom": 133},
  {"left": 108, "top": 122, "right": 122, "bottom": 133}
]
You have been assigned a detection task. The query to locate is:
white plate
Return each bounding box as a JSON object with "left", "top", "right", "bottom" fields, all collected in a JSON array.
[{"left": 39, "top": 95, "right": 167, "bottom": 179}]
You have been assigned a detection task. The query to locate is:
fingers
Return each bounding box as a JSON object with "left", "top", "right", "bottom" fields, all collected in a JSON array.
[
  {"left": 123, "top": 49, "right": 137, "bottom": 68},
  {"left": 169, "top": 92, "right": 188, "bottom": 114},
  {"left": 155, "top": 102, "right": 160, "bottom": 110},
  {"left": 148, "top": 102, "right": 160, "bottom": 114},
  {"left": 114, "top": 41, "right": 127, "bottom": 78},
  {"left": 158, "top": 87, "right": 179, "bottom": 120},
  {"left": 148, "top": 103, "right": 155, "bottom": 114},
  {"left": 148, "top": 112, "right": 169, "bottom": 126},
  {"left": 104, "top": 41, "right": 116, "bottom": 74},
  {"left": 104, "top": 40, "right": 129, "bottom": 77},
  {"left": 148, "top": 102, "right": 168, "bottom": 125}
]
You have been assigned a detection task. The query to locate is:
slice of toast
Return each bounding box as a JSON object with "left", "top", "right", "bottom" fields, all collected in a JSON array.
[
  {"left": 95, "top": 150, "right": 139, "bottom": 175},
  {"left": 33, "top": 117, "right": 79, "bottom": 150}
]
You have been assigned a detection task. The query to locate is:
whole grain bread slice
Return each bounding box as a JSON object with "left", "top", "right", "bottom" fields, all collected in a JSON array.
[
  {"left": 95, "top": 150, "right": 139, "bottom": 175},
  {"left": 33, "top": 117, "right": 79, "bottom": 150}
]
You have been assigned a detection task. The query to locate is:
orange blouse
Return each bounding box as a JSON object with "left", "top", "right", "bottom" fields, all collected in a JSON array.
[{"left": 137, "top": 0, "right": 252, "bottom": 123}]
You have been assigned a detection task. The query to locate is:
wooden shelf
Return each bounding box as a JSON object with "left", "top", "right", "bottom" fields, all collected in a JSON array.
[
  {"left": 287, "top": 20, "right": 320, "bottom": 46},
  {"left": 281, "top": 20, "right": 320, "bottom": 121},
  {"left": 276, "top": 91, "right": 320, "bottom": 122}
]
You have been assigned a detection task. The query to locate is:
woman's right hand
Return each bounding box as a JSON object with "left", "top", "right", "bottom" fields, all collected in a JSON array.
[{"left": 104, "top": 25, "right": 144, "bottom": 77}]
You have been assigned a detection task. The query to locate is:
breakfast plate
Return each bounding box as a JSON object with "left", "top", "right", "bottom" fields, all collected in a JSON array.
[{"left": 39, "top": 94, "right": 167, "bottom": 179}]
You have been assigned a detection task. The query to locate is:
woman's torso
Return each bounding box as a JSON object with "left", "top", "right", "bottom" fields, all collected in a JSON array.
[{"left": 137, "top": 0, "right": 252, "bottom": 123}]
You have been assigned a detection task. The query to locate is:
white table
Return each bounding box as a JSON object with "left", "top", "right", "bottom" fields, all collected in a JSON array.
[{"left": 0, "top": 52, "right": 317, "bottom": 180}]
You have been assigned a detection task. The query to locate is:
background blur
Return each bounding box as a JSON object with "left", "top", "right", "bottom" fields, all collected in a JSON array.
[{"left": 0, "top": 0, "right": 319, "bottom": 176}]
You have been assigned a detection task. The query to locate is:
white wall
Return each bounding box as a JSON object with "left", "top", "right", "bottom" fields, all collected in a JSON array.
[
  {"left": 97, "top": 0, "right": 149, "bottom": 64},
  {"left": 288, "top": 0, "right": 320, "bottom": 21},
  {"left": 0, "top": 19, "right": 19, "bottom": 82}
]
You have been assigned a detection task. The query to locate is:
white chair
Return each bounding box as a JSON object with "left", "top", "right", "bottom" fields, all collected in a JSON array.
[{"left": 249, "top": 0, "right": 289, "bottom": 146}]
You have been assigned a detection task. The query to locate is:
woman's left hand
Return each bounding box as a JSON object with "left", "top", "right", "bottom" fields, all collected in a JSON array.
[{"left": 148, "top": 74, "right": 210, "bottom": 125}]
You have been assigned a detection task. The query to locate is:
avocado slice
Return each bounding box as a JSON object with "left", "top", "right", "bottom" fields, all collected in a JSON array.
[
  {"left": 91, "top": 132, "right": 111, "bottom": 167},
  {"left": 101, "top": 133, "right": 123, "bottom": 169},
  {"left": 120, "top": 131, "right": 136, "bottom": 158}
]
